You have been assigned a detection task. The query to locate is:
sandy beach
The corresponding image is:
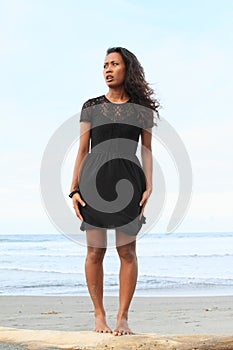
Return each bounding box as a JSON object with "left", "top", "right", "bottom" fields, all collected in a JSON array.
[{"left": 0, "top": 295, "right": 233, "bottom": 349}]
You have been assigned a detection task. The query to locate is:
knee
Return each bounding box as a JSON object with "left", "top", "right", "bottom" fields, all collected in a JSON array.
[
  {"left": 117, "top": 245, "right": 136, "bottom": 263},
  {"left": 86, "top": 247, "right": 106, "bottom": 264}
]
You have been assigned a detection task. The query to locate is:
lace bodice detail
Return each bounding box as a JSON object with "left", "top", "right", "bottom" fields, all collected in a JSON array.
[{"left": 80, "top": 95, "right": 155, "bottom": 129}]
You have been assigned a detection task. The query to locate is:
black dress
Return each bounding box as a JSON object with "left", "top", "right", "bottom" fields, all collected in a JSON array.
[{"left": 78, "top": 95, "right": 155, "bottom": 236}]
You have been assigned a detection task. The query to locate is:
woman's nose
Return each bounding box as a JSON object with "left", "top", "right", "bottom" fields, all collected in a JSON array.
[{"left": 106, "top": 66, "right": 113, "bottom": 73}]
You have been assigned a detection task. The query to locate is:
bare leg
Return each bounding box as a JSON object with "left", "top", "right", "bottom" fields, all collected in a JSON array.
[
  {"left": 113, "top": 231, "right": 137, "bottom": 336},
  {"left": 85, "top": 228, "right": 112, "bottom": 333}
]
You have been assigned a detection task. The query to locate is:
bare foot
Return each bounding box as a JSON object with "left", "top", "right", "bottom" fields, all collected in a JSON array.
[
  {"left": 113, "top": 318, "right": 134, "bottom": 336},
  {"left": 94, "top": 315, "right": 112, "bottom": 333}
]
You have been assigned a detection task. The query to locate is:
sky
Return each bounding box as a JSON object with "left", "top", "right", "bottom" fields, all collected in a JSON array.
[{"left": 0, "top": 0, "right": 232, "bottom": 234}]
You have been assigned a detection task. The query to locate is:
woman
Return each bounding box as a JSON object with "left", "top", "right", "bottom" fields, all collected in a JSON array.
[{"left": 69, "top": 47, "right": 160, "bottom": 336}]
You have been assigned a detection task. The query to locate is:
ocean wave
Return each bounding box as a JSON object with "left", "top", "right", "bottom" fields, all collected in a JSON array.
[
  {"left": 2, "top": 251, "right": 233, "bottom": 258},
  {"left": 138, "top": 253, "right": 233, "bottom": 258},
  {"left": 1, "top": 278, "right": 233, "bottom": 297},
  {"left": 136, "top": 276, "right": 233, "bottom": 287},
  {"left": 0, "top": 266, "right": 84, "bottom": 274},
  {"left": 1, "top": 233, "right": 233, "bottom": 296},
  {"left": 0, "top": 251, "right": 85, "bottom": 257}
]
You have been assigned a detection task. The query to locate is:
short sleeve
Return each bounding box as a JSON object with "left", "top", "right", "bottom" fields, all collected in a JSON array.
[
  {"left": 79, "top": 99, "right": 92, "bottom": 123},
  {"left": 141, "top": 109, "right": 155, "bottom": 129}
]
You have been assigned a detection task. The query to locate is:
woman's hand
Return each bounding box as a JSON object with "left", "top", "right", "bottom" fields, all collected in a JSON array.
[
  {"left": 139, "top": 188, "right": 152, "bottom": 220},
  {"left": 72, "top": 193, "right": 86, "bottom": 221}
]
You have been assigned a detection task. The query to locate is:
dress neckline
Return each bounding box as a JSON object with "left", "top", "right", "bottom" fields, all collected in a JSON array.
[{"left": 103, "top": 94, "right": 131, "bottom": 105}]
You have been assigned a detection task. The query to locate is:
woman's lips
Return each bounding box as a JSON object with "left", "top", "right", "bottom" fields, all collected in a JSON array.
[{"left": 106, "top": 75, "right": 114, "bottom": 82}]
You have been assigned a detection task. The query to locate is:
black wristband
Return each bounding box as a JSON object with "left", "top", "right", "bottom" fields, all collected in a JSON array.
[{"left": 69, "top": 189, "right": 80, "bottom": 198}]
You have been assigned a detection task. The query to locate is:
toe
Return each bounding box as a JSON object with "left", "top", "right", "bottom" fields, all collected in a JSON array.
[
  {"left": 104, "top": 329, "right": 110, "bottom": 333},
  {"left": 113, "top": 328, "right": 133, "bottom": 336}
]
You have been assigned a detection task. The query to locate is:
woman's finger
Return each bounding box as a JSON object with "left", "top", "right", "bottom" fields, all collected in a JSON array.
[
  {"left": 139, "top": 194, "right": 146, "bottom": 207},
  {"left": 72, "top": 201, "right": 83, "bottom": 221},
  {"left": 139, "top": 190, "right": 150, "bottom": 207},
  {"left": 73, "top": 193, "right": 86, "bottom": 207},
  {"left": 72, "top": 194, "right": 86, "bottom": 221},
  {"left": 139, "top": 200, "right": 147, "bottom": 220},
  {"left": 75, "top": 208, "right": 84, "bottom": 221}
]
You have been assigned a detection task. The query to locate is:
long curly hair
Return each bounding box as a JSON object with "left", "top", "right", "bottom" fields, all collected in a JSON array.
[{"left": 106, "top": 47, "right": 160, "bottom": 121}]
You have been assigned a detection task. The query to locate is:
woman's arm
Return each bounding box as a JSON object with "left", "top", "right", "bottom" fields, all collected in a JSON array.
[
  {"left": 70, "top": 121, "right": 91, "bottom": 220},
  {"left": 141, "top": 128, "right": 153, "bottom": 192},
  {"left": 139, "top": 128, "right": 153, "bottom": 218}
]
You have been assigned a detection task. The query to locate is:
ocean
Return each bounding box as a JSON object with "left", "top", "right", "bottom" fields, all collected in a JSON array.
[{"left": 0, "top": 232, "right": 233, "bottom": 297}]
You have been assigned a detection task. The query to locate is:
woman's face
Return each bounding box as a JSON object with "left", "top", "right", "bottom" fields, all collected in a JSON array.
[{"left": 103, "top": 52, "right": 126, "bottom": 88}]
